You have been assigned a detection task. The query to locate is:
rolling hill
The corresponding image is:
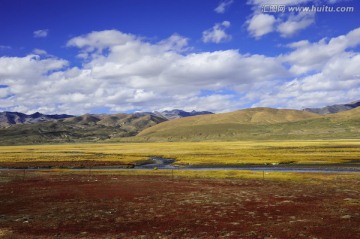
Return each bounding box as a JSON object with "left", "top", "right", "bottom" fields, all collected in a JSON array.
[
  {"left": 136, "top": 107, "right": 360, "bottom": 141},
  {"left": 142, "top": 108, "right": 320, "bottom": 128}
]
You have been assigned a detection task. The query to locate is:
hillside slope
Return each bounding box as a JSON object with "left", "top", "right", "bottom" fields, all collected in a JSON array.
[
  {"left": 139, "top": 108, "right": 320, "bottom": 133},
  {"left": 137, "top": 107, "right": 360, "bottom": 141}
]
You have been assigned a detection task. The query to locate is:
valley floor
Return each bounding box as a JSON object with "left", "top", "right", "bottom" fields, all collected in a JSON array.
[
  {"left": 0, "top": 140, "right": 359, "bottom": 238},
  {"left": 1, "top": 140, "right": 360, "bottom": 167}
]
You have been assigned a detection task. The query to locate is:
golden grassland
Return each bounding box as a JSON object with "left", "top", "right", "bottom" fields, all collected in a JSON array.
[{"left": 0, "top": 140, "right": 360, "bottom": 165}]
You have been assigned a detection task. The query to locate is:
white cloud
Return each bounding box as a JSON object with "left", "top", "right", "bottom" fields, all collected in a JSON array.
[
  {"left": 33, "top": 29, "right": 49, "bottom": 38},
  {"left": 157, "top": 34, "right": 190, "bottom": 52},
  {"left": 2, "top": 28, "right": 360, "bottom": 114},
  {"left": 32, "top": 49, "right": 48, "bottom": 55},
  {"left": 1, "top": 30, "right": 286, "bottom": 114},
  {"left": 247, "top": 14, "right": 276, "bottom": 38},
  {"left": 0, "top": 54, "right": 69, "bottom": 113},
  {"left": 0, "top": 87, "right": 10, "bottom": 98},
  {"left": 283, "top": 27, "right": 360, "bottom": 74},
  {"left": 277, "top": 12, "right": 315, "bottom": 37},
  {"left": 253, "top": 27, "right": 360, "bottom": 108},
  {"left": 214, "top": 0, "right": 234, "bottom": 14},
  {"left": 0, "top": 55, "right": 67, "bottom": 81},
  {"left": 202, "top": 21, "right": 232, "bottom": 43},
  {"left": 66, "top": 30, "right": 134, "bottom": 53},
  {"left": 246, "top": 0, "right": 344, "bottom": 38},
  {"left": 286, "top": 40, "right": 310, "bottom": 48}
]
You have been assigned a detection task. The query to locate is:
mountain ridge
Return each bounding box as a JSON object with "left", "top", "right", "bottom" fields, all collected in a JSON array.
[
  {"left": 0, "top": 112, "right": 74, "bottom": 127},
  {"left": 0, "top": 106, "right": 359, "bottom": 145},
  {"left": 152, "top": 109, "right": 213, "bottom": 120},
  {"left": 0, "top": 113, "right": 167, "bottom": 145},
  {"left": 0, "top": 109, "right": 213, "bottom": 127},
  {"left": 303, "top": 100, "right": 360, "bottom": 114}
]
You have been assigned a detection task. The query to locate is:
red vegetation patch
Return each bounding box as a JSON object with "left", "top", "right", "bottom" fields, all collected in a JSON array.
[
  {"left": 0, "top": 172, "right": 359, "bottom": 238},
  {"left": 0, "top": 161, "right": 135, "bottom": 169}
]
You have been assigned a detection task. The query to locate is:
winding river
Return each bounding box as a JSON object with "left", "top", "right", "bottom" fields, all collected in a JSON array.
[
  {"left": 1, "top": 157, "right": 359, "bottom": 173},
  {"left": 134, "top": 157, "right": 360, "bottom": 173}
]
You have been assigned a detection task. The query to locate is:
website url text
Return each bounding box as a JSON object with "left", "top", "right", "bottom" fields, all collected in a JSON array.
[{"left": 262, "top": 5, "right": 355, "bottom": 13}]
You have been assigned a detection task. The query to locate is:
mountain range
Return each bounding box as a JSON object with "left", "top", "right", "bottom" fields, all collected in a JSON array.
[
  {"left": 303, "top": 100, "right": 360, "bottom": 114},
  {"left": 152, "top": 109, "right": 213, "bottom": 120},
  {"left": 0, "top": 113, "right": 166, "bottom": 145},
  {"left": 0, "top": 110, "right": 213, "bottom": 145},
  {"left": 0, "top": 109, "right": 213, "bottom": 127},
  {"left": 0, "top": 112, "right": 73, "bottom": 127},
  {"left": 0, "top": 101, "right": 359, "bottom": 145}
]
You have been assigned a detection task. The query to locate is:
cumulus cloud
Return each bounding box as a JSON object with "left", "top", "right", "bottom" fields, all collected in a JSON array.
[
  {"left": 214, "top": 0, "right": 234, "bottom": 14},
  {"left": 277, "top": 12, "right": 315, "bottom": 37},
  {"left": 2, "top": 27, "right": 360, "bottom": 114},
  {"left": 0, "top": 29, "right": 286, "bottom": 114},
  {"left": 0, "top": 55, "right": 67, "bottom": 81},
  {"left": 33, "top": 29, "right": 49, "bottom": 38},
  {"left": 0, "top": 54, "right": 68, "bottom": 113},
  {"left": 202, "top": 21, "right": 232, "bottom": 43},
  {"left": 283, "top": 27, "right": 360, "bottom": 74},
  {"left": 0, "top": 86, "right": 10, "bottom": 98},
  {"left": 247, "top": 12, "right": 314, "bottom": 38},
  {"left": 157, "top": 33, "right": 190, "bottom": 52},
  {"left": 67, "top": 30, "right": 134, "bottom": 53},
  {"left": 247, "top": 14, "right": 276, "bottom": 38},
  {"left": 253, "top": 27, "right": 360, "bottom": 108},
  {"left": 245, "top": 0, "right": 341, "bottom": 38},
  {"left": 32, "top": 49, "right": 48, "bottom": 55}
]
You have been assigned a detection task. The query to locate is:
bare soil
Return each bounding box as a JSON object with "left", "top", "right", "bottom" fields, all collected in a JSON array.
[{"left": 0, "top": 171, "right": 359, "bottom": 238}]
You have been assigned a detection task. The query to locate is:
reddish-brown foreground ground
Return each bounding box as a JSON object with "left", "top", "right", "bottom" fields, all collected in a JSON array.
[{"left": 0, "top": 171, "right": 359, "bottom": 239}]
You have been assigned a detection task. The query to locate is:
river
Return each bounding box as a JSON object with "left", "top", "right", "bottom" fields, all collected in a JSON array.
[
  {"left": 133, "top": 157, "right": 360, "bottom": 173},
  {"left": 1, "top": 157, "right": 359, "bottom": 173}
]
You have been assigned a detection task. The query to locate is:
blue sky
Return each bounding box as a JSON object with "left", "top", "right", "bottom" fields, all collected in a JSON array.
[{"left": 0, "top": 0, "right": 360, "bottom": 114}]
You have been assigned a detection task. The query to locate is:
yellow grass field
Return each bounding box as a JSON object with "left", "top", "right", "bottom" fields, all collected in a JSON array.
[{"left": 1, "top": 140, "right": 360, "bottom": 166}]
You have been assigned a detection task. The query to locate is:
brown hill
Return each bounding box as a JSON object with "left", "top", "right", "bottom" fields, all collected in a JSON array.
[
  {"left": 138, "top": 107, "right": 320, "bottom": 136},
  {"left": 324, "top": 106, "right": 360, "bottom": 120},
  {"left": 136, "top": 107, "right": 360, "bottom": 141}
]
